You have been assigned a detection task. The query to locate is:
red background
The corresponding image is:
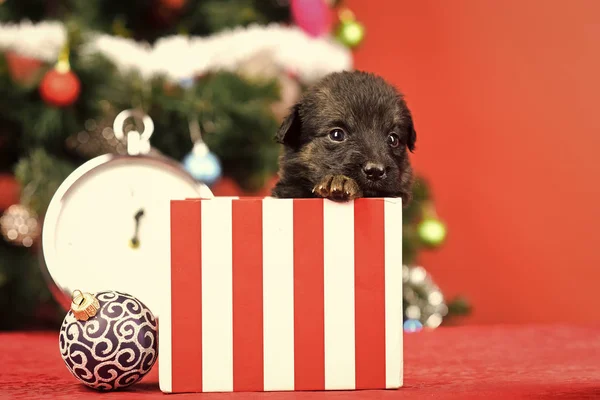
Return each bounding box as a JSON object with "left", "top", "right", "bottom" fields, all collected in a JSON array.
[
  {"left": 340, "top": 0, "right": 600, "bottom": 324},
  {"left": 212, "top": 0, "right": 600, "bottom": 325}
]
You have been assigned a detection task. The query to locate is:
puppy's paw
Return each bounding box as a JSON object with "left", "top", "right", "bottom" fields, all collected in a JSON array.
[{"left": 313, "top": 175, "right": 362, "bottom": 201}]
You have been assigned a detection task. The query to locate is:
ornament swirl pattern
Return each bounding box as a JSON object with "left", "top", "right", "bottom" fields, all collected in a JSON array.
[{"left": 59, "top": 291, "right": 158, "bottom": 391}]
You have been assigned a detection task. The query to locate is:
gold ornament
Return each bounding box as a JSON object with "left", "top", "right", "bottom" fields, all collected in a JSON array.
[
  {"left": 237, "top": 50, "right": 302, "bottom": 123},
  {"left": 0, "top": 204, "right": 40, "bottom": 247},
  {"left": 65, "top": 103, "right": 127, "bottom": 158},
  {"left": 70, "top": 290, "right": 101, "bottom": 321}
]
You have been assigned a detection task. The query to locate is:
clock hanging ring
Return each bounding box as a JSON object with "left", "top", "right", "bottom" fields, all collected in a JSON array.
[{"left": 41, "top": 110, "right": 213, "bottom": 316}]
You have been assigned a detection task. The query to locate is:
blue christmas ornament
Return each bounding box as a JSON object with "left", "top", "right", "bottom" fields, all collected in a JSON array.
[
  {"left": 182, "top": 142, "right": 222, "bottom": 186},
  {"left": 403, "top": 319, "right": 423, "bottom": 333},
  {"left": 179, "top": 77, "right": 195, "bottom": 89}
]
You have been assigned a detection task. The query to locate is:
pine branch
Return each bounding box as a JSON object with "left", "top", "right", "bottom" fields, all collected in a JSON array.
[
  {"left": 0, "top": 240, "right": 62, "bottom": 330},
  {"left": 14, "top": 148, "right": 76, "bottom": 215},
  {"left": 1, "top": 0, "right": 291, "bottom": 42},
  {"left": 0, "top": 0, "right": 59, "bottom": 22},
  {"left": 147, "top": 71, "right": 282, "bottom": 192}
]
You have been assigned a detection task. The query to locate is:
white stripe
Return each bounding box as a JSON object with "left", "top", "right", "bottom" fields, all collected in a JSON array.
[
  {"left": 323, "top": 199, "right": 356, "bottom": 390},
  {"left": 201, "top": 199, "right": 233, "bottom": 392},
  {"left": 384, "top": 199, "right": 403, "bottom": 388},
  {"left": 262, "top": 198, "right": 295, "bottom": 391},
  {"left": 158, "top": 234, "right": 173, "bottom": 393}
]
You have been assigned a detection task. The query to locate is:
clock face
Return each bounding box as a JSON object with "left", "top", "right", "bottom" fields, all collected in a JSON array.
[{"left": 43, "top": 155, "right": 207, "bottom": 317}]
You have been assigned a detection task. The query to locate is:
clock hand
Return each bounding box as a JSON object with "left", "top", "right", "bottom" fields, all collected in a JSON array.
[{"left": 129, "top": 209, "right": 145, "bottom": 249}]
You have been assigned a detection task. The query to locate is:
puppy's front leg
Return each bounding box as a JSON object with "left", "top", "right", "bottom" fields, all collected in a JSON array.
[{"left": 313, "top": 174, "right": 362, "bottom": 201}]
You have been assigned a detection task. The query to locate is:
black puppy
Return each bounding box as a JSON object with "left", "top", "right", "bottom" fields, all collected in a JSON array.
[{"left": 271, "top": 70, "right": 416, "bottom": 204}]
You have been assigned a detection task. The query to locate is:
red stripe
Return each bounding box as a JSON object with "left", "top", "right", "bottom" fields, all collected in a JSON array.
[
  {"left": 170, "top": 200, "right": 202, "bottom": 392},
  {"left": 232, "top": 199, "right": 264, "bottom": 391},
  {"left": 293, "top": 198, "right": 325, "bottom": 390},
  {"left": 354, "top": 199, "right": 386, "bottom": 389}
]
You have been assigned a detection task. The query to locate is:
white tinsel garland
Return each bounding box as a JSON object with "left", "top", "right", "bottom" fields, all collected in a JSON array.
[
  {"left": 0, "top": 21, "right": 353, "bottom": 83},
  {"left": 0, "top": 21, "right": 66, "bottom": 62}
]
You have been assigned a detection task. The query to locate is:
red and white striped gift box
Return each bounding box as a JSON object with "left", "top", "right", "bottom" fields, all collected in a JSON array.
[{"left": 159, "top": 197, "right": 403, "bottom": 393}]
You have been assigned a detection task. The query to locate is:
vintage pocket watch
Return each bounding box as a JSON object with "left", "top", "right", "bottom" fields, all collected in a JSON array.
[{"left": 41, "top": 110, "right": 213, "bottom": 316}]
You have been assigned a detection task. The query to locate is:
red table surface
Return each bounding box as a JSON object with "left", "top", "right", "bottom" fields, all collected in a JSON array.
[{"left": 1, "top": 324, "right": 599, "bottom": 399}]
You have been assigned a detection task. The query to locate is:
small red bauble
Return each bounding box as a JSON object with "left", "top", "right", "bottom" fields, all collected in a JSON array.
[
  {"left": 159, "top": 0, "right": 186, "bottom": 10},
  {"left": 5, "top": 51, "right": 43, "bottom": 85},
  {"left": 0, "top": 174, "right": 20, "bottom": 212},
  {"left": 39, "top": 68, "right": 81, "bottom": 107}
]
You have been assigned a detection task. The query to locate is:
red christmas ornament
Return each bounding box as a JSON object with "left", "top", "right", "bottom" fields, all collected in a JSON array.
[
  {"left": 0, "top": 174, "right": 20, "bottom": 212},
  {"left": 150, "top": 0, "right": 187, "bottom": 28},
  {"left": 159, "top": 0, "right": 187, "bottom": 10},
  {"left": 39, "top": 68, "right": 81, "bottom": 107},
  {"left": 5, "top": 51, "right": 44, "bottom": 85}
]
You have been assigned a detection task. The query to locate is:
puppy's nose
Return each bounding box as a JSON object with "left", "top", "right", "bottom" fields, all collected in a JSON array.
[{"left": 362, "top": 162, "right": 386, "bottom": 181}]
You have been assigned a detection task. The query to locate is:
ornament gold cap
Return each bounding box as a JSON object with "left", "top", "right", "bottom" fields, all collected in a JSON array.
[
  {"left": 55, "top": 41, "right": 71, "bottom": 74},
  {"left": 70, "top": 290, "right": 100, "bottom": 321}
]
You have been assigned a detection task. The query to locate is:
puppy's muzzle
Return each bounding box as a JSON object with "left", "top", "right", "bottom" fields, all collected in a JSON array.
[{"left": 362, "top": 162, "right": 387, "bottom": 181}]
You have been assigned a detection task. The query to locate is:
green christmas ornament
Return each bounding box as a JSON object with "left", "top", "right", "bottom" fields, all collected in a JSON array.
[
  {"left": 417, "top": 218, "right": 447, "bottom": 247},
  {"left": 335, "top": 9, "right": 365, "bottom": 48}
]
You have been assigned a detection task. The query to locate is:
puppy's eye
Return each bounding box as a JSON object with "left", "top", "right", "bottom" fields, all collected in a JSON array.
[
  {"left": 329, "top": 128, "right": 346, "bottom": 142},
  {"left": 387, "top": 133, "right": 400, "bottom": 148}
]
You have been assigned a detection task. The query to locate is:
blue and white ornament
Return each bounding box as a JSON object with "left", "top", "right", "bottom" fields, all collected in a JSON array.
[
  {"left": 403, "top": 319, "right": 423, "bottom": 333},
  {"left": 179, "top": 77, "right": 195, "bottom": 89},
  {"left": 182, "top": 141, "right": 222, "bottom": 186},
  {"left": 59, "top": 290, "right": 158, "bottom": 391}
]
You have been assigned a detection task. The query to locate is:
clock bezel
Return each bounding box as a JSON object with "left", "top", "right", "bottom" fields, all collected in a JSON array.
[{"left": 41, "top": 152, "right": 212, "bottom": 310}]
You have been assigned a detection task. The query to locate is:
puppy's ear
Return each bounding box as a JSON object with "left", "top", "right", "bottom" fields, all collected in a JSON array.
[
  {"left": 275, "top": 103, "right": 302, "bottom": 148},
  {"left": 397, "top": 94, "right": 417, "bottom": 152},
  {"left": 407, "top": 116, "right": 417, "bottom": 153}
]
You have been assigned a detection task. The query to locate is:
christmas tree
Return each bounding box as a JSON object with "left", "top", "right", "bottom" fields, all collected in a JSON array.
[{"left": 0, "top": 0, "right": 468, "bottom": 330}]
